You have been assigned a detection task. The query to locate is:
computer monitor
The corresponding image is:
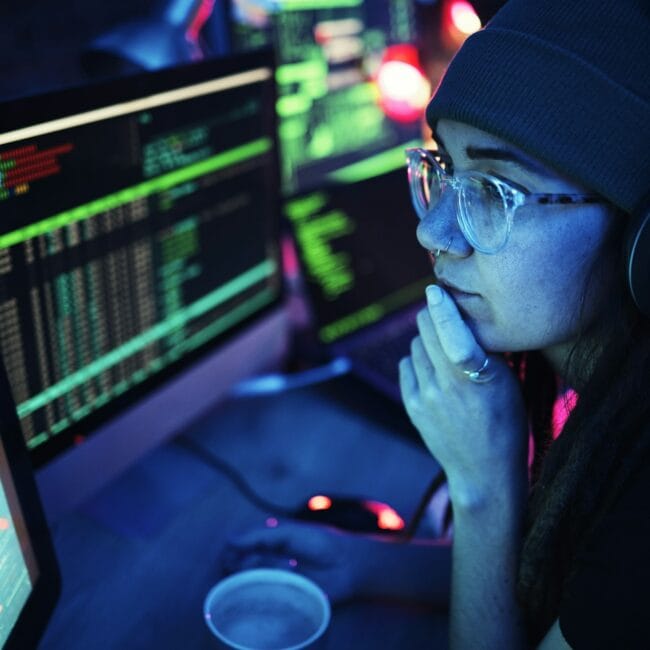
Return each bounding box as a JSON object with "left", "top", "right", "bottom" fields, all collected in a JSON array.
[
  {"left": 0, "top": 358, "right": 60, "bottom": 649},
  {"left": 228, "top": 0, "right": 425, "bottom": 194},
  {"left": 284, "top": 168, "right": 431, "bottom": 345},
  {"left": 0, "top": 48, "right": 288, "bottom": 520}
]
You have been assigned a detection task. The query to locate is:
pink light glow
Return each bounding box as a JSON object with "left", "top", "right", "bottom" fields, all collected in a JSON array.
[
  {"left": 449, "top": 1, "right": 481, "bottom": 35},
  {"left": 529, "top": 389, "right": 579, "bottom": 468},
  {"left": 363, "top": 500, "right": 405, "bottom": 531},
  {"left": 281, "top": 234, "right": 299, "bottom": 279},
  {"left": 552, "top": 389, "right": 579, "bottom": 438},
  {"left": 375, "top": 44, "right": 430, "bottom": 123},
  {"left": 186, "top": 0, "right": 215, "bottom": 44}
]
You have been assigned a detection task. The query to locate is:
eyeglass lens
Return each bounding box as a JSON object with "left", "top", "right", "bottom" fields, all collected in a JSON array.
[{"left": 412, "top": 154, "right": 509, "bottom": 253}]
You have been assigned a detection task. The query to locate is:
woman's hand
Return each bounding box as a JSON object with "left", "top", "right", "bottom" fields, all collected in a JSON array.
[
  {"left": 222, "top": 520, "right": 453, "bottom": 606},
  {"left": 399, "top": 285, "right": 529, "bottom": 509},
  {"left": 222, "top": 521, "right": 370, "bottom": 604}
]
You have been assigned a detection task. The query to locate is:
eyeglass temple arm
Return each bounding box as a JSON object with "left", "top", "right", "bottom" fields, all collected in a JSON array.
[{"left": 525, "top": 192, "right": 605, "bottom": 205}]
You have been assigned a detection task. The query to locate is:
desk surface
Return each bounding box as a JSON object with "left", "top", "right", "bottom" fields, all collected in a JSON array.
[{"left": 39, "top": 375, "right": 447, "bottom": 649}]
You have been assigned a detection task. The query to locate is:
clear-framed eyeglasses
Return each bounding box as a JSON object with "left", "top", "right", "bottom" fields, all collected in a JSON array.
[{"left": 405, "top": 147, "right": 605, "bottom": 254}]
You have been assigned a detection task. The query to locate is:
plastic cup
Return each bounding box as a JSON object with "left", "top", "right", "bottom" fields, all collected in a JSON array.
[{"left": 203, "top": 568, "right": 331, "bottom": 650}]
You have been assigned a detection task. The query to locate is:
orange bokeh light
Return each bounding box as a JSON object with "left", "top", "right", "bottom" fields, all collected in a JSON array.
[
  {"left": 308, "top": 495, "right": 332, "bottom": 511},
  {"left": 363, "top": 500, "right": 405, "bottom": 531}
]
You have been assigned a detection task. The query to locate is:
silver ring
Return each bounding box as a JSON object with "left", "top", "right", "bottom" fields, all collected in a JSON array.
[{"left": 463, "top": 357, "right": 493, "bottom": 383}]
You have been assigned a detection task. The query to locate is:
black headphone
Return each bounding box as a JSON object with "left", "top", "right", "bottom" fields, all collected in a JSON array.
[{"left": 625, "top": 195, "right": 650, "bottom": 318}]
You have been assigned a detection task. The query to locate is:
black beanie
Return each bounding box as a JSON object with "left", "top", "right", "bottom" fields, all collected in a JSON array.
[{"left": 426, "top": 0, "right": 650, "bottom": 214}]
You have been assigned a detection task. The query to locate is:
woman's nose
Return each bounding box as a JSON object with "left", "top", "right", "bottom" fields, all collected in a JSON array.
[{"left": 415, "top": 192, "right": 472, "bottom": 256}]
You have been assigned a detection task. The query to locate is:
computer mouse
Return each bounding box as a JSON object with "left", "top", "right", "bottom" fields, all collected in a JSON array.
[{"left": 293, "top": 494, "right": 406, "bottom": 534}]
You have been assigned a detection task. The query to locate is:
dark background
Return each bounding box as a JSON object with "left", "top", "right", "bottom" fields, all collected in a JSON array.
[{"left": 0, "top": 1, "right": 505, "bottom": 102}]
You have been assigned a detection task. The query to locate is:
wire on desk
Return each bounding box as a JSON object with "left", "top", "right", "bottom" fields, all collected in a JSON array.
[
  {"left": 399, "top": 470, "right": 449, "bottom": 542},
  {"left": 175, "top": 436, "right": 298, "bottom": 517},
  {"left": 177, "top": 434, "right": 452, "bottom": 540},
  {"left": 229, "top": 357, "right": 352, "bottom": 397}
]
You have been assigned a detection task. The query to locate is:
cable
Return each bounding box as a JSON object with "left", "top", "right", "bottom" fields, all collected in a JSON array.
[
  {"left": 399, "top": 470, "right": 449, "bottom": 541},
  {"left": 175, "top": 436, "right": 297, "bottom": 516},
  {"left": 177, "top": 433, "right": 452, "bottom": 540},
  {"left": 229, "top": 357, "right": 351, "bottom": 397}
]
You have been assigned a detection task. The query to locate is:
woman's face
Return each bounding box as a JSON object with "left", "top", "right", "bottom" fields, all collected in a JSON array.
[{"left": 416, "top": 119, "right": 617, "bottom": 368}]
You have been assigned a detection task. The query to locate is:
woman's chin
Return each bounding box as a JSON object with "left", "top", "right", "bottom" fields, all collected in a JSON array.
[{"left": 465, "top": 321, "right": 514, "bottom": 355}]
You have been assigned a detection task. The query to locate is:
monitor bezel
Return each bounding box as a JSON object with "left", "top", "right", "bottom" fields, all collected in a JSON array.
[
  {"left": 0, "top": 47, "right": 286, "bottom": 469},
  {"left": 0, "top": 48, "right": 276, "bottom": 132},
  {"left": 0, "top": 360, "right": 61, "bottom": 649}
]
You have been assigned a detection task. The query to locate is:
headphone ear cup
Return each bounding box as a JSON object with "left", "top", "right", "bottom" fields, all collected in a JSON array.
[{"left": 625, "top": 206, "right": 650, "bottom": 318}]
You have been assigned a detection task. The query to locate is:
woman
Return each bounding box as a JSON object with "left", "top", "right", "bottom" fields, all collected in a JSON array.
[{"left": 225, "top": 0, "right": 650, "bottom": 646}]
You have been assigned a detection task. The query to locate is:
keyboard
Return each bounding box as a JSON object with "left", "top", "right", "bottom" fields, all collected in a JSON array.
[{"left": 348, "top": 308, "right": 419, "bottom": 388}]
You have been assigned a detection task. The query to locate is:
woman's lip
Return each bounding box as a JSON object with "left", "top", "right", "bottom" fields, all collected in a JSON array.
[
  {"left": 437, "top": 280, "right": 478, "bottom": 297},
  {"left": 447, "top": 288, "right": 479, "bottom": 302}
]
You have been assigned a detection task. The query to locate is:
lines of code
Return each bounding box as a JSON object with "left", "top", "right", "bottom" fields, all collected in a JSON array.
[
  {"left": 283, "top": 169, "right": 433, "bottom": 343},
  {"left": 142, "top": 122, "right": 211, "bottom": 178},
  {"left": 0, "top": 143, "right": 74, "bottom": 201},
  {"left": 231, "top": 0, "right": 418, "bottom": 193},
  {"left": 285, "top": 192, "right": 355, "bottom": 299},
  {"left": 0, "top": 76, "right": 280, "bottom": 461}
]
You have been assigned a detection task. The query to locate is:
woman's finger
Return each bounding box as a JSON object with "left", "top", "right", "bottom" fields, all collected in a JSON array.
[
  {"left": 398, "top": 356, "right": 417, "bottom": 400},
  {"left": 410, "top": 336, "right": 437, "bottom": 396},
  {"left": 226, "top": 526, "right": 290, "bottom": 555},
  {"left": 416, "top": 305, "right": 445, "bottom": 369},
  {"left": 425, "top": 285, "right": 489, "bottom": 378},
  {"left": 399, "top": 356, "right": 421, "bottom": 415},
  {"left": 222, "top": 549, "right": 299, "bottom": 574}
]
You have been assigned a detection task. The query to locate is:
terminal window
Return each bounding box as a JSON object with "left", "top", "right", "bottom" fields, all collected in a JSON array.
[
  {"left": 0, "top": 63, "right": 281, "bottom": 464},
  {"left": 230, "top": 0, "right": 421, "bottom": 194},
  {"left": 283, "top": 169, "right": 432, "bottom": 344}
]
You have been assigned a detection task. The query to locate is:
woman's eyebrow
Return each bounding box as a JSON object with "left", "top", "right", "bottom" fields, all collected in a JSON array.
[{"left": 465, "top": 145, "right": 548, "bottom": 175}]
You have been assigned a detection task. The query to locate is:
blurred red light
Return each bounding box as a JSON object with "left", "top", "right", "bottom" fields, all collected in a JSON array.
[
  {"left": 308, "top": 495, "right": 332, "bottom": 511},
  {"left": 375, "top": 44, "right": 431, "bottom": 123},
  {"left": 186, "top": 0, "right": 216, "bottom": 45},
  {"left": 449, "top": 1, "right": 481, "bottom": 36},
  {"left": 363, "top": 500, "right": 405, "bottom": 531},
  {"left": 377, "top": 509, "right": 405, "bottom": 531}
]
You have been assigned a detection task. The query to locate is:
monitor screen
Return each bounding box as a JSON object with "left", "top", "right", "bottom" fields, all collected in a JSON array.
[
  {"left": 228, "top": 0, "right": 425, "bottom": 194},
  {"left": 0, "top": 440, "right": 37, "bottom": 646},
  {"left": 0, "top": 49, "right": 288, "bottom": 519},
  {"left": 0, "top": 359, "right": 59, "bottom": 648},
  {"left": 284, "top": 167, "right": 432, "bottom": 344}
]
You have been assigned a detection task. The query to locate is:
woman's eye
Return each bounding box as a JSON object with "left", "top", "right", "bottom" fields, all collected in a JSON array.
[{"left": 479, "top": 179, "right": 503, "bottom": 202}]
